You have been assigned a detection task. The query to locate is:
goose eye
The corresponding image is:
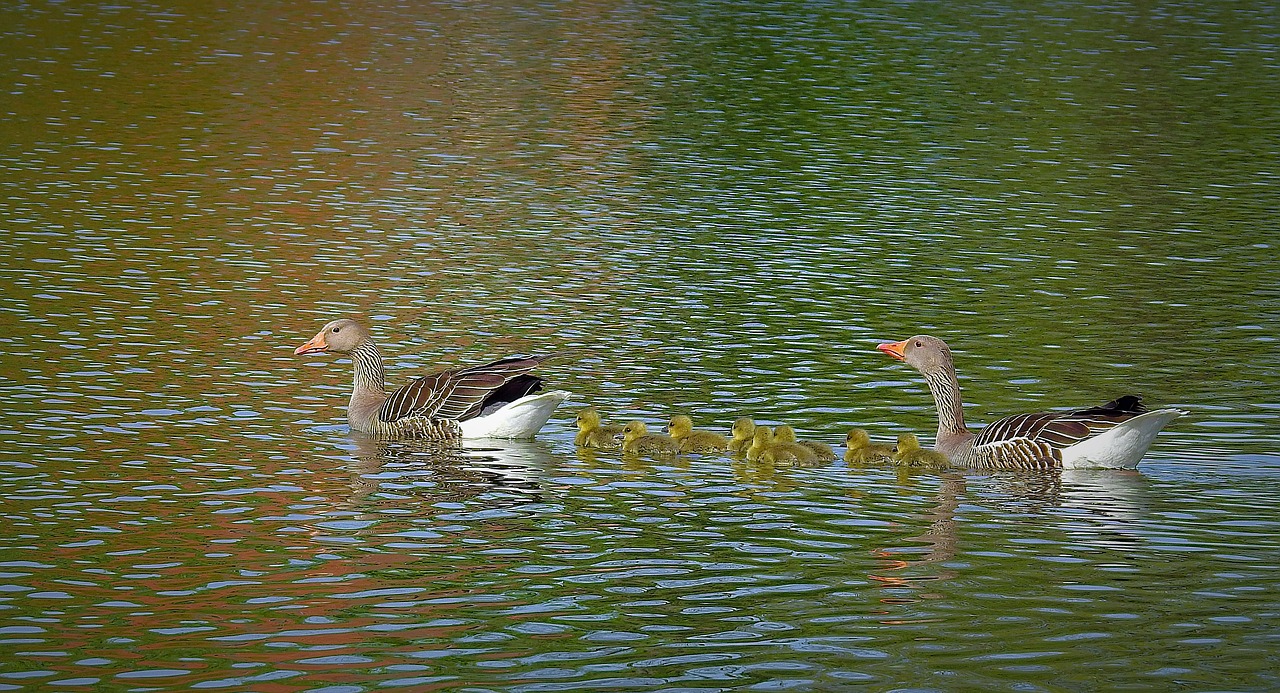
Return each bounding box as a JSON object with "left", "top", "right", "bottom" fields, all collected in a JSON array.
[
  {"left": 333, "top": 327, "right": 341, "bottom": 334},
  {"left": 914, "top": 340, "right": 921, "bottom": 347}
]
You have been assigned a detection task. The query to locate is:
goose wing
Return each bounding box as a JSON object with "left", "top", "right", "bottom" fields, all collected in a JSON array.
[
  {"left": 972, "top": 395, "right": 1149, "bottom": 467},
  {"left": 378, "top": 355, "right": 547, "bottom": 423}
]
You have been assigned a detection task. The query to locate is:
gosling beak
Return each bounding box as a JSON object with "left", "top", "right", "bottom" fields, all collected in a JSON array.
[{"left": 876, "top": 339, "right": 908, "bottom": 362}]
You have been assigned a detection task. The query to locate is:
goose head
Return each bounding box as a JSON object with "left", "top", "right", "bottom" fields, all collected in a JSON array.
[
  {"left": 295, "top": 318, "right": 369, "bottom": 356},
  {"left": 876, "top": 335, "right": 954, "bottom": 376}
]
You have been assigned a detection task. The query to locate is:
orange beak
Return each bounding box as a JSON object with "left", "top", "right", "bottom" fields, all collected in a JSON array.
[
  {"left": 876, "top": 339, "right": 908, "bottom": 361},
  {"left": 293, "top": 332, "right": 329, "bottom": 356}
]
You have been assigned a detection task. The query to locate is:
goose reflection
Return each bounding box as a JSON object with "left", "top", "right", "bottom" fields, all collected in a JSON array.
[{"left": 344, "top": 435, "right": 553, "bottom": 506}]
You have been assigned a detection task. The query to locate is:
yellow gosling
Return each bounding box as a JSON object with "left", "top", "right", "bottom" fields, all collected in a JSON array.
[
  {"left": 892, "top": 433, "right": 950, "bottom": 467},
  {"left": 728, "top": 417, "right": 756, "bottom": 454},
  {"left": 845, "top": 428, "right": 895, "bottom": 464},
  {"left": 760, "top": 439, "right": 819, "bottom": 465},
  {"left": 620, "top": 420, "right": 679, "bottom": 456},
  {"left": 668, "top": 414, "right": 729, "bottom": 454},
  {"left": 575, "top": 407, "right": 625, "bottom": 449},
  {"left": 774, "top": 425, "right": 837, "bottom": 462},
  {"left": 746, "top": 426, "right": 773, "bottom": 461}
]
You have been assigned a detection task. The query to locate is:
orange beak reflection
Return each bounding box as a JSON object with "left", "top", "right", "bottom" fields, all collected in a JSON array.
[{"left": 876, "top": 339, "right": 908, "bottom": 361}]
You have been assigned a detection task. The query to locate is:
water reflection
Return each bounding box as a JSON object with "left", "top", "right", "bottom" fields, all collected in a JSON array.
[{"left": 342, "top": 436, "right": 552, "bottom": 506}]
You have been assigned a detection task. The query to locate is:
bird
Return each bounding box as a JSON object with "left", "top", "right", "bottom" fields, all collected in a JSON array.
[
  {"left": 844, "top": 429, "right": 895, "bottom": 464},
  {"left": 293, "top": 318, "right": 568, "bottom": 440},
  {"left": 876, "top": 335, "right": 1185, "bottom": 469},
  {"left": 844, "top": 427, "right": 896, "bottom": 463},
  {"left": 619, "top": 420, "right": 679, "bottom": 456},
  {"left": 892, "top": 433, "right": 949, "bottom": 467},
  {"left": 575, "top": 407, "right": 624, "bottom": 449},
  {"left": 773, "top": 425, "right": 837, "bottom": 462},
  {"left": 667, "top": 414, "right": 729, "bottom": 453},
  {"left": 728, "top": 417, "right": 756, "bottom": 454},
  {"left": 747, "top": 426, "right": 818, "bottom": 464}
]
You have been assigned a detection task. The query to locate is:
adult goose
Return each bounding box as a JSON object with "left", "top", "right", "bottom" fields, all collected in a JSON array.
[
  {"left": 876, "top": 335, "right": 1184, "bottom": 469},
  {"left": 295, "top": 318, "right": 569, "bottom": 440}
]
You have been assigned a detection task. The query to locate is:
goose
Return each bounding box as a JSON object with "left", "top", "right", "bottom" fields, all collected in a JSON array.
[
  {"left": 844, "top": 429, "right": 895, "bottom": 464},
  {"left": 892, "top": 433, "right": 949, "bottom": 467},
  {"left": 876, "top": 335, "right": 1185, "bottom": 469},
  {"left": 575, "top": 407, "right": 624, "bottom": 449},
  {"left": 773, "top": 425, "right": 837, "bottom": 462},
  {"left": 294, "top": 318, "right": 568, "bottom": 440},
  {"left": 620, "top": 421, "right": 679, "bottom": 456},
  {"left": 667, "top": 414, "right": 729, "bottom": 454},
  {"left": 728, "top": 417, "right": 756, "bottom": 454}
]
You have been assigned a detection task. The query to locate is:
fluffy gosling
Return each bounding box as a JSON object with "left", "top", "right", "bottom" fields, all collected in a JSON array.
[
  {"left": 668, "top": 414, "right": 729, "bottom": 454},
  {"left": 845, "top": 428, "right": 895, "bottom": 464},
  {"left": 620, "top": 420, "right": 679, "bottom": 456},
  {"left": 773, "top": 425, "right": 837, "bottom": 462},
  {"left": 728, "top": 417, "right": 756, "bottom": 454},
  {"left": 575, "top": 407, "right": 625, "bottom": 449},
  {"left": 892, "top": 433, "right": 949, "bottom": 467},
  {"left": 748, "top": 426, "right": 819, "bottom": 464}
]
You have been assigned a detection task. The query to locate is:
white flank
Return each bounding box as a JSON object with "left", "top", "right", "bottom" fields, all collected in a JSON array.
[
  {"left": 458, "top": 390, "right": 571, "bottom": 439},
  {"left": 1061, "top": 408, "right": 1186, "bottom": 469}
]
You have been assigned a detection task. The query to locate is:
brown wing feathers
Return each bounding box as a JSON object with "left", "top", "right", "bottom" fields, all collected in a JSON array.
[
  {"left": 378, "top": 356, "right": 548, "bottom": 423},
  {"left": 974, "top": 395, "right": 1148, "bottom": 450}
]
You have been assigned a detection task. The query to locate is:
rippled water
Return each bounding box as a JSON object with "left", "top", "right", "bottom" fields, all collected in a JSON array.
[{"left": 2, "top": 0, "right": 1278, "bottom": 690}]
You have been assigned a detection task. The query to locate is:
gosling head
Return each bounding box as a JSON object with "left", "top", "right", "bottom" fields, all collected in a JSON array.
[
  {"left": 896, "top": 433, "right": 922, "bottom": 452},
  {"left": 668, "top": 414, "right": 693, "bottom": 438},
  {"left": 846, "top": 428, "right": 872, "bottom": 448},
  {"left": 774, "top": 425, "right": 798, "bottom": 444},
  {"left": 575, "top": 407, "right": 601, "bottom": 430},
  {"left": 621, "top": 420, "right": 649, "bottom": 442},
  {"left": 731, "top": 417, "right": 756, "bottom": 439}
]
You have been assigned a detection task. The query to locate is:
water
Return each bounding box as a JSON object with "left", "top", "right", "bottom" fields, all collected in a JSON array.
[{"left": 2, "top": 0, "right": 1278, "bottom": 690}]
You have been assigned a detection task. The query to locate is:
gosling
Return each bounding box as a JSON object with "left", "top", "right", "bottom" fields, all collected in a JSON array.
[
  {"left": 773, "top": 425, "right": 837, "bottom": 462},
  {"left": 845, "top": 428, "right": 895, "bottom": 464},
  {"left": 575, "top": 407, "right": 625, "bottom": 449},
  {"left": 748, "top": 426, "right": 819, "bottom": 464},
  {"left": 620, "top": 420, "right": 679, "bottom": 456},
  {"left": 892, "top": 433, "right": 949, "bottom": 467},
  {"left": 668, "top": 414, "right": 729, "bottom": 454},
  {"left": 728, "top": 417, "right": 756, "bottom": 454}
]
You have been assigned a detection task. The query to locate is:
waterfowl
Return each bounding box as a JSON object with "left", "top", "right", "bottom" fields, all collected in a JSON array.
[
  {"left": 877, "top": 335, "right": 1185, "bottom": 469},
  {"left": 773, "top": 425, "right": 837, "bottom": 462},
  {"left": 575, "top": 407, "right": 624, "bottom": 449},
  {"left": 728, "top": 417, "right": 756, "bottom": 454},
  {"left": 747, "top": 426, "right": 818, "bottom": 464},
  {"left": 892, "top": 433, "right": 949, "bottom": 467},
  {"left": 294, "top": 318, "right": 569, "bottom": 440},
  {"left": 620, "top": 421, "right": 679, "bottom": 456},
  {"left": 746, "top": 425, "right": 772, "bottom": 461},
  {"left": 668, "top": 414, "right": 729, "bottom": 453},
  {"left": 844, "top": 429, "right": 895, "bottom": 464}
]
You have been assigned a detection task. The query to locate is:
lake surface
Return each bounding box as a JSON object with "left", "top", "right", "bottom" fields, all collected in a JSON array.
[{"left": 1, "top": 0, "right": 1278, "bottom": 690}]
